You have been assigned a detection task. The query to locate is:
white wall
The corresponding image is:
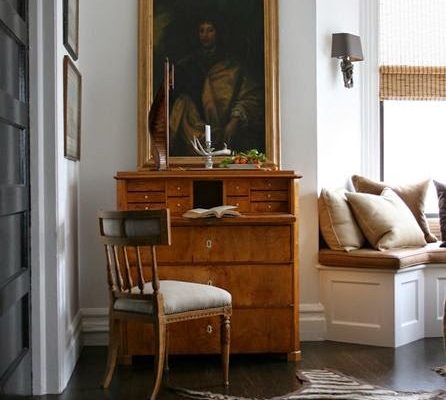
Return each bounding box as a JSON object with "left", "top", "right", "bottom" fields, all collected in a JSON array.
[
  {"left": 279, "top": 0, "right": 322, "bottom": 340},
  {"left": 316, "top": 0, "right": 362, "bottom": 190},
  {"left": 78, "top": 0, "right": 137, "bottom": 313},
  {"left": 78, "top": 0, "right": 363, "bottom": 344}
]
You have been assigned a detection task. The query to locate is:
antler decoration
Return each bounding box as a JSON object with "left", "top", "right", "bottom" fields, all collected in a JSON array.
[{"left": 190, "top": 137, "right": 231, "bottom": 169}]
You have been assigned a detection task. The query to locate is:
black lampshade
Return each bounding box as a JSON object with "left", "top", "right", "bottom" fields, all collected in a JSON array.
[{"left": 331, "top": 33, "right": 363, "bottom": 62}]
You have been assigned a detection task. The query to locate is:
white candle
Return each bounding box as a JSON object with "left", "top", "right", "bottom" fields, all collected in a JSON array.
[{"left": 205, "top": 125, "right": 211, "bottom": 143}]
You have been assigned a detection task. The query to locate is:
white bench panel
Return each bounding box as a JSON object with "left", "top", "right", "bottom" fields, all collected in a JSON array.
[{"left": 319, "top": 263, "right": 446, "bottom": 347}]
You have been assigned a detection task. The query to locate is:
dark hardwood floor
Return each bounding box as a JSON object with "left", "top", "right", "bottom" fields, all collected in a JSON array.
[{"left": 38, "top": 339, "right": 446, "bottom": 399}]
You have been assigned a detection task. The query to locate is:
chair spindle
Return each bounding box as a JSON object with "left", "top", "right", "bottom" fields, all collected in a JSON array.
[
  {"left": 112, "top": 246, "right": 125, "bottom": 292},
  {"left": 123, "top": 246, "right": 134, "bottom": 290},
  {"left": 135, "top": 246, "right": 145, "bottom": 293}
]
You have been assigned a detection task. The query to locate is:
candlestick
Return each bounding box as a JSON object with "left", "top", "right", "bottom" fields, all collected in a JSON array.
[{"left": 205, "top": 125, "right": 211, "bottom": 143}]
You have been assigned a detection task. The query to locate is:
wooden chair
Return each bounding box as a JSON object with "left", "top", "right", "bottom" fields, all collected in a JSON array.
[{"left": 98, "top": 209, "right": 232, "bottom": 400}]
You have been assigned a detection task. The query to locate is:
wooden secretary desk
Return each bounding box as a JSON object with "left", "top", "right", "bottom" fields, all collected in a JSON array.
[{"left": 115, "top": 169, "right": 301, "bottom": 361}]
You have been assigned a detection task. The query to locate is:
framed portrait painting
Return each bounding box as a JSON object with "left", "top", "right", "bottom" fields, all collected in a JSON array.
[
  {"left": 138, "top": 0, "right": 280, "bottom": 168},
  {"left": 63, "top": 0, "right": 79, "bottom": 60},
  {"left": 64, "top": 56, "right": 82, "bottom": 161}
]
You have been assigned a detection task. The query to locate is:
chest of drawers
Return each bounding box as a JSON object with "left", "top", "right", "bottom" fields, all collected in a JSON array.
[{"left": 115, "top": 169, "right": 301, "bottom": 361}]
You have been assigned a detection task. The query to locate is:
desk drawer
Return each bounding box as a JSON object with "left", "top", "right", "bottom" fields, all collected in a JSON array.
[
  {"left": 166, "top": 198, "right": 192, "bottom": 215},
  {"left": 125, "top": 308, "right": 293, "bottom": 355},
  {"left": 127, "top": 180, "right": 165, "bottom": 192},
  {"left": 155, "top": 265, "right": 292, "bottom": 307},
  {"left": 226, "top": 196, "right": 250, "bottom": 213},
  {"left": 128, "top": 202, "right": 166, "bottom": 211},
  {"left": 127, "top": 192, "right": 166, "bottom": 203},
  {"left": 251, "top": 191, "right": 288, "bottom": 202},
  {"left": 166, "top": 180, "right": 192, "bottom": 197},
  {"left": 251, "top": 179, "right": 288, "bottom": 190},
  {"left": 251, "top": 202, "right": 288, "bottom": 213},
  {"left": 191, "top": 226, "right": 292, "bottom": 263}
]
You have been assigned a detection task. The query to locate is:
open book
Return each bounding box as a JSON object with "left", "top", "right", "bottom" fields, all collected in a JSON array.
[{"left": 182, "top": 205, "right": 241, "bottom": 219}]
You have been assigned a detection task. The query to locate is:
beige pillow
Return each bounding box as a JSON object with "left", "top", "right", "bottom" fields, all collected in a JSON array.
[
  {"left": 318, "top": 188, "right": 365, "bottom": 251},
  {"left": 351, "top": 175, "right": 437, "bottom": 243},
  {"left": 345, "top": 188, "right": 427, "bottom": 251}
]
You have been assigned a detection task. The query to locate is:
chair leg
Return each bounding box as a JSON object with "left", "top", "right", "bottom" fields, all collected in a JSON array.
[
  {"left": 164, "top": 326, "right": 170, "bottom": 373},
  {"left": 149, "top": 322, "right": 166, "bottom": 400},
  {"left": 102, "top": 318, "right": 120, "bottom": 388},
  {"left": 220, "top": 314, "right": 231, "bottom": 386}
]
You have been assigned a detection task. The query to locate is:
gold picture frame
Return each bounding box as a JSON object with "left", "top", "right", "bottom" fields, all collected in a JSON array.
[{"left": 137, "top": 0, "right": 280, "bottom": 168}]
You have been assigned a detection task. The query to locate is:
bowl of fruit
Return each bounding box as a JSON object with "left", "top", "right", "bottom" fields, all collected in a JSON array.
[{"left": 219, "top": 149, "right": 267, "bottom": 169}]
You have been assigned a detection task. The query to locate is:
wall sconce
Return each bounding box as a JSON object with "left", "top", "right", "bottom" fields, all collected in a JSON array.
[{"left": 331, "top": 33, "right": 364, "bottom": 88}]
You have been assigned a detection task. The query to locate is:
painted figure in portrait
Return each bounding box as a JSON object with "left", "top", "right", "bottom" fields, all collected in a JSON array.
[{"left": 153, "top": 0, "right": 265, "bottom": 157}]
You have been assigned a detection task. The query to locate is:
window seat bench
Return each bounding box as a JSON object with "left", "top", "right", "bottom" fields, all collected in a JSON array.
[{"left": 318, "top": 243, "right": 446, "bottom": 347}]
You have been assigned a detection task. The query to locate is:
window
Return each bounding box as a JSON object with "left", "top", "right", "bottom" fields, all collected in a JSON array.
[{"left": 380, "top": 0, "right": 446, "bottom": 214}]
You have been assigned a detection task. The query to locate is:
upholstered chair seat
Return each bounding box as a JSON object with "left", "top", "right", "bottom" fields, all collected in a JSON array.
[{"left": 114, "top": 280, "right": 232, "bottom": 315}]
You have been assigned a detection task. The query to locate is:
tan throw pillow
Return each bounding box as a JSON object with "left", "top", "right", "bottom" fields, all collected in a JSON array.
[
  {"left": 345, "top": 188, "right": 427, "bottom": 251},
  {"left": 318, "top": 188, "right": 365, "bottom": 251},
  {"left": 351, "top": 175, "right": 436, "bottom": 243}
]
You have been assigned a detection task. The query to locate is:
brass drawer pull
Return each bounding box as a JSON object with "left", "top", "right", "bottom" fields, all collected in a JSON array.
[
  {"left": 206, "top": 325, "right": 213, "bottom": 334},
  {"left": 206, "top": 239, "right": 212, "bottom": 249},
  {"left": 207, "top": 280, "right": 213, "bottom": 286}
]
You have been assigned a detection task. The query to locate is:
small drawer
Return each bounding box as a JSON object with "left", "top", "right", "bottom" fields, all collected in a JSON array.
[
  {"left": 167, "top": 198, "right": 192, "bottom": 215},
  {"left": 226, "top": 180, "right": 250, "bottom": 196},
  {"left": 166, "top": 180, "right": 191, "bottom": 197},
  {"left": 129, "top": 202, "right": 166, "bottom": 211},
  {"left": 226, "top": 197, "right": 250, "bottom": 213},
  {"left": 250, "top": 202, "right": 288, "bottom": 213},
  {"left": 127, "top": 192, "right": 166, "bottom": 203},
  {"left": 127, "top": 180, "right": 165, "bottom": 192},
  {"left": 251, "top": 179, "right": 288, "bottom": 190},
  {"left": 251, "top": 191, "right": 288, "bottom": 202}
]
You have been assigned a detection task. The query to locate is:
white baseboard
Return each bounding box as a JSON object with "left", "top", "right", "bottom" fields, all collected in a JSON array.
[
  {"left": 82, "top": 308, "right": 109, "bottom": 346},
  {"left": 81, "top": 305, "right": 328, "bottom": 345},
  {"left": 299, "top": 303, "right": 326, "bottom": 341},
  {"left": 62, "top": 310, "right": 83, "bottom": 388}
]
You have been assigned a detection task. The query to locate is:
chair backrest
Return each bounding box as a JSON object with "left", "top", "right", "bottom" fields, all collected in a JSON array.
[{"left": 98, "top": 209, "right": 171, "bottom": 298}]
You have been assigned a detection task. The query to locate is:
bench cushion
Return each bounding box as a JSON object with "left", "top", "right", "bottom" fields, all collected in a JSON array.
[{"left": 319, "top": 242, "right": 446, "bottom": 270}]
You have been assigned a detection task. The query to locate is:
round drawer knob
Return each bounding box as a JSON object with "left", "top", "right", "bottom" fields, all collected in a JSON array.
[
  {"left": 236, "top": 203, "right": 239, "bottom": 207},
  {"left": 145, "top": 207, "right": 149, "bottom": 210},
  {"left": 177, "top": 203, "right": 181, "bottom": 208},
  {"left": 236, "top": 186, "right": 240, "bottom": 190},
  {"left": 177, "top": 186, "right": 181, "bottom": 191},
  {"left": 206, "top": 325, "right": 213, "bottom": 334},
  {"left": 267, "top": 194, "right": 271, "bottom": 199},
  {"left": 144, "top": 195, "right": 148, "bottom": 199},
  {"left": 268, "top": 205, "right": 272, "bottom": 209},
  {"left": 268, "top": 183, "right": 272, "bottom": 187}
]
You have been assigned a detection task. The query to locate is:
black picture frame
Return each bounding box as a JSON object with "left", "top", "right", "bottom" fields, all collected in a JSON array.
[
  {"left": 64, "top": 56, "right": 82, "bottom": 161},
  {"left": 63, "top": 0, "right": 79, "bottom": 60}
]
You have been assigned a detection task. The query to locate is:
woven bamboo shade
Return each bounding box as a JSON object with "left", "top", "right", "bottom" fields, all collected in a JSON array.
[
  {"left": 380, "top": 66, "right": 446, "bottom": 100},
  {"left": 379, "top": 0, "right": 446, "bottom": 100}
]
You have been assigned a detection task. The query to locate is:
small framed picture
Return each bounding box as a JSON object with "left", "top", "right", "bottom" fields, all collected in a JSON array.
[
  {"left": 64, "top": 56, "right": 82, "bottom": 161},
  {"left": 63, "top": 0, "right": 79, "bottom": 60}
]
